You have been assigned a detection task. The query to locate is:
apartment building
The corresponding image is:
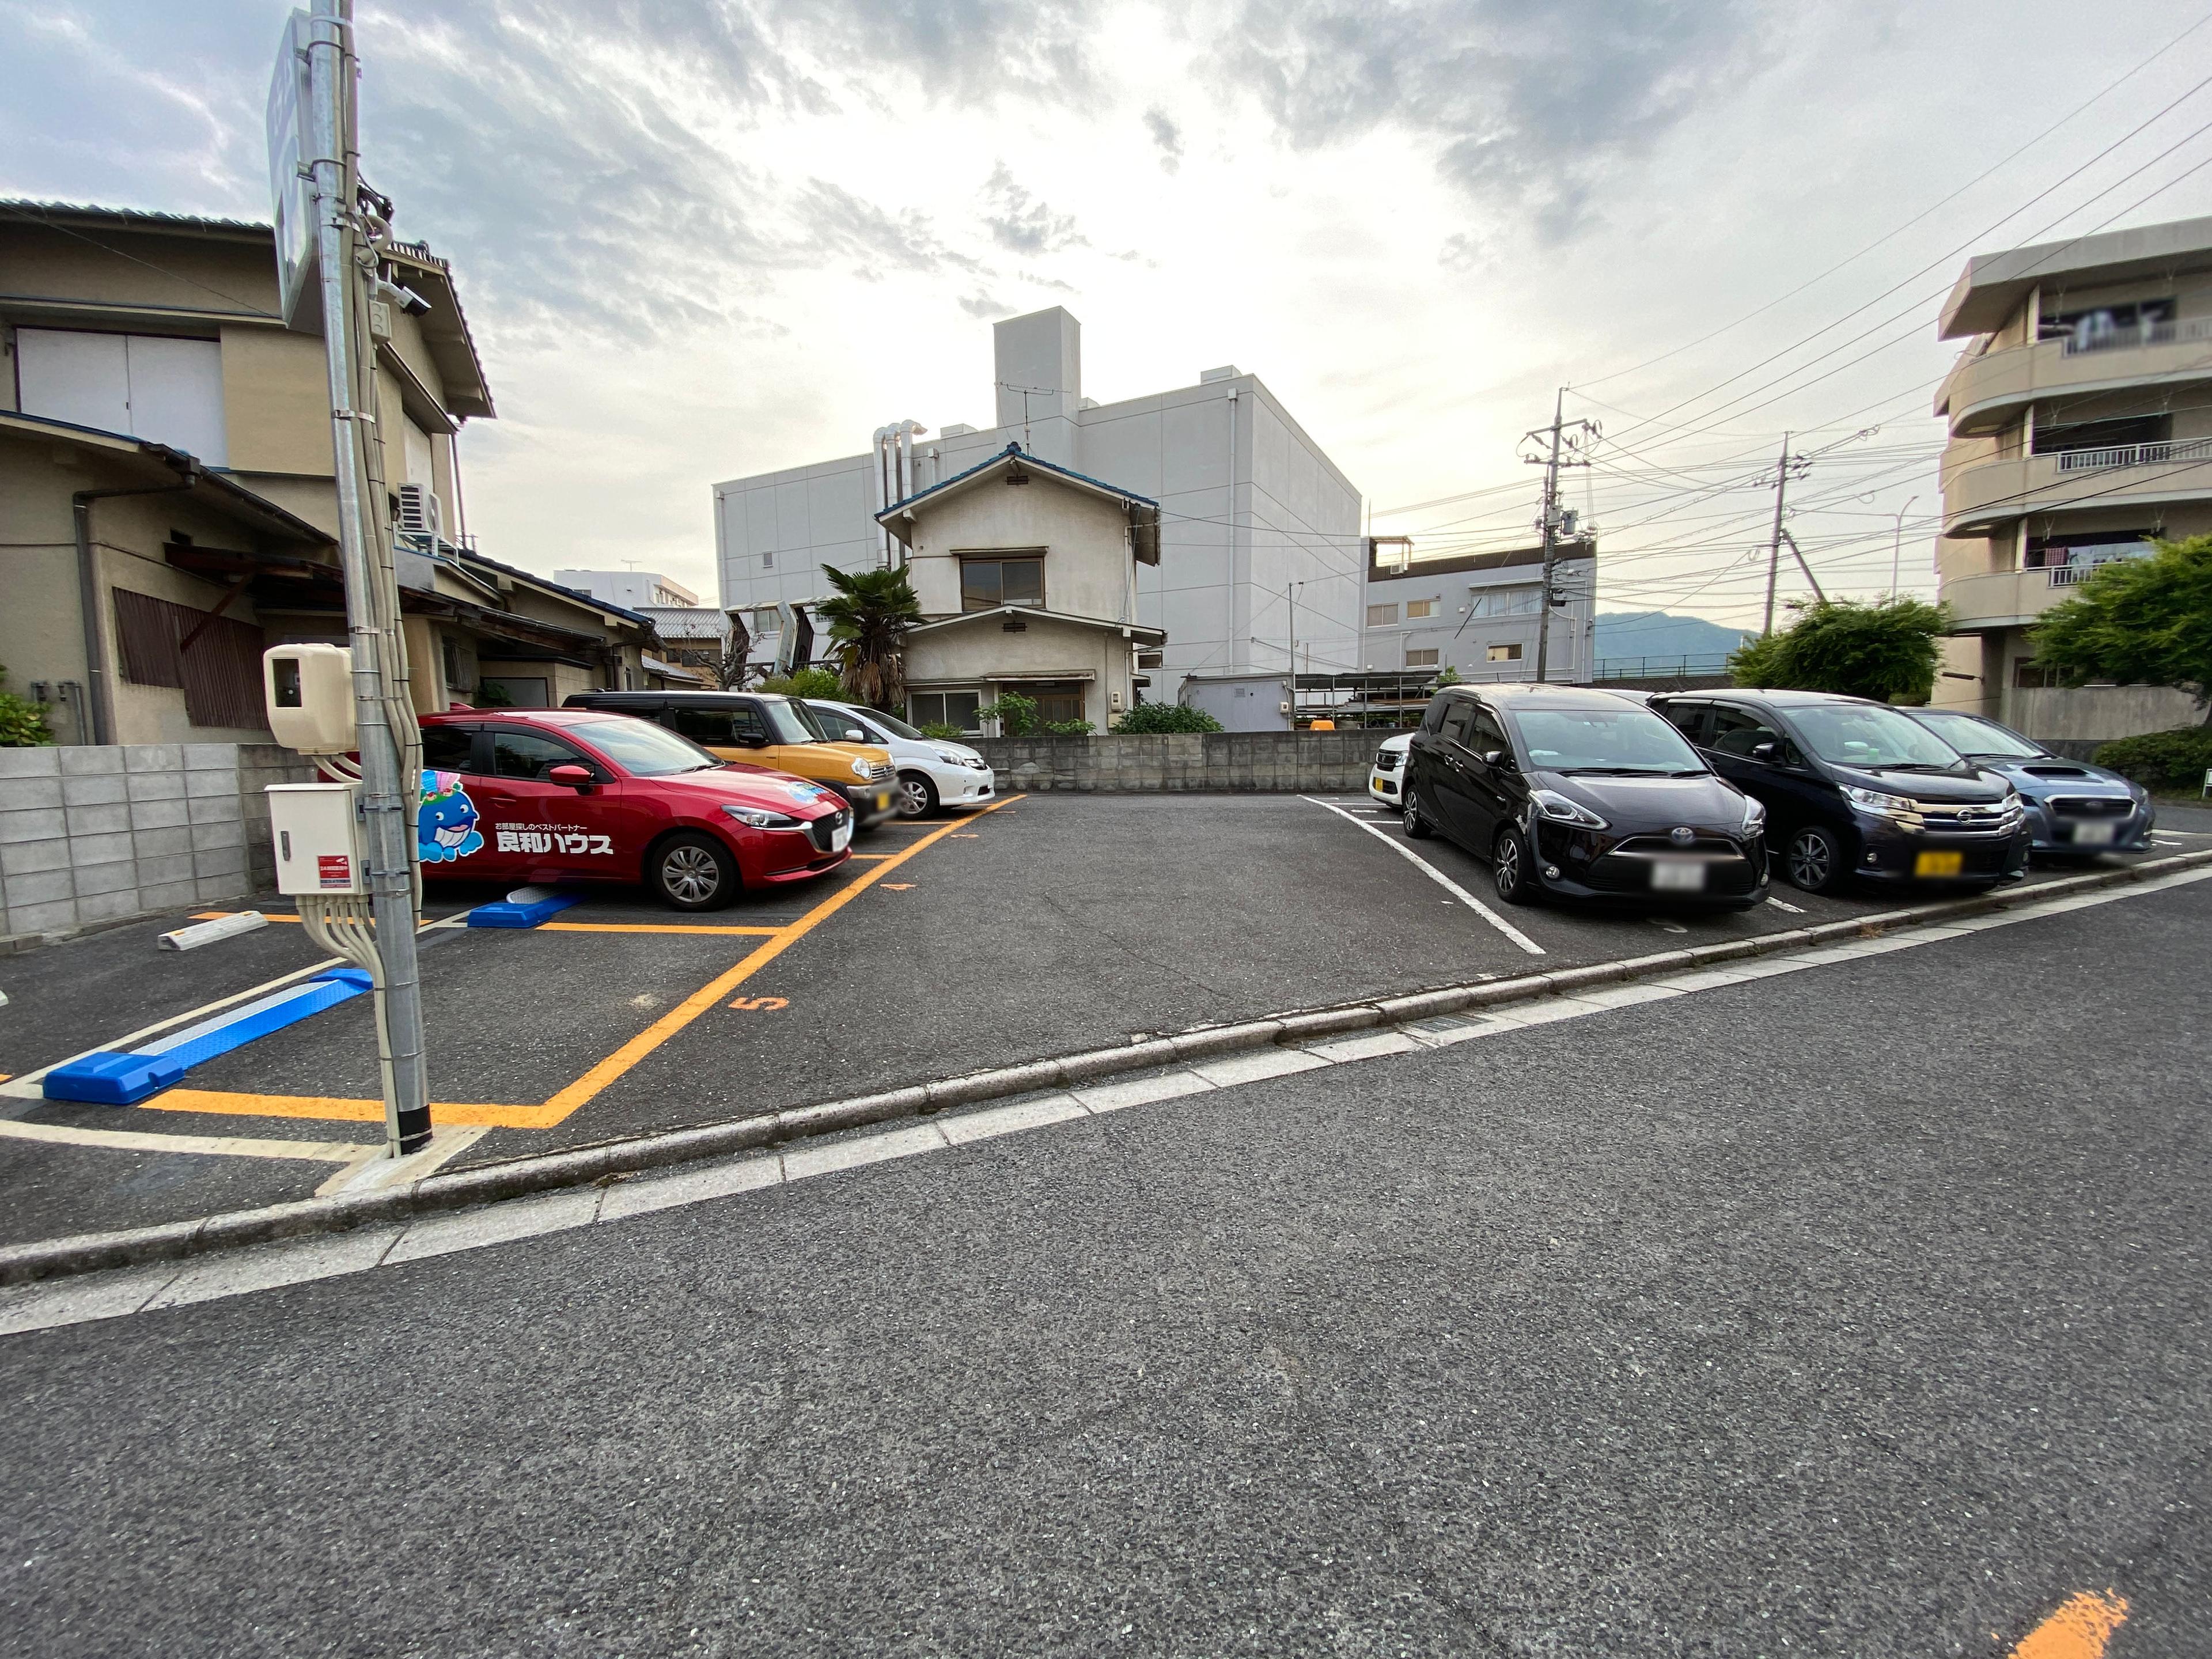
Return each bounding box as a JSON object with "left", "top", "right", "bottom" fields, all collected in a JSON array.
[
  {"left": 1932, "top": 213, "right": 2212, "bottom": 748},
  {"left": 713, "top": 306, "right": 1364, "bottom": 712},
  {"left": 1361, "top": 538, "right": 1597, "bottom": 684},
  {"left": 555, "top": 569, "right": 700, "bottom": 610},
  {"left": 0, "top": 200, "right": 662, "bottom": 742}
]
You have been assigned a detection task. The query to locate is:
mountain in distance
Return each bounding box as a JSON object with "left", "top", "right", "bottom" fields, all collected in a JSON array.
[{"left": 1594, "top": 611, "right": 1751, "bottom": 665}]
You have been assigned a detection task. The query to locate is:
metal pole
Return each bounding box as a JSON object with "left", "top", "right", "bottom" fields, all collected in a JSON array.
[
  {"left": 1763, "top": 433, "right": 1791, "bottom": 635},
  {"left": 1533, "top": 388, "right": 1564, "bottom": 683},
  {"left": 308, "top": 0, "right": 429, "bottom": 1156},
  {"left": 1891, "top": 494, "right": 1919, "bottom": 596},
  {"left": 1285, "top": 582, "right": 1295, "bottom": 729}
]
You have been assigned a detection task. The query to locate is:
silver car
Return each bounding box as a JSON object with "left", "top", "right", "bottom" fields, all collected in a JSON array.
[
  {"left": 1902, "top": 708, "right": 2153, "bottom": 856},
  {"left": 807, "top": 699, "right": 997, "bottom": 818}
]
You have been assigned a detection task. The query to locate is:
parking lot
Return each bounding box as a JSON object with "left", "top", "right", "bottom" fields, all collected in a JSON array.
[{"left": 6, "top": 792, "right": 2210, "bottom": 1246}]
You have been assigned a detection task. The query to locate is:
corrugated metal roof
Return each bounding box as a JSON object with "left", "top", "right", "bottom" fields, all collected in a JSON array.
[{"left": 0, "top": 199, "right": 271, "bottom": 235}]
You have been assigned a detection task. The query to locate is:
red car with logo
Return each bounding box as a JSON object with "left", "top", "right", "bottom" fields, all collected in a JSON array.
[{"left": 416, "top": 709, "right": 850, "bottom": 909}]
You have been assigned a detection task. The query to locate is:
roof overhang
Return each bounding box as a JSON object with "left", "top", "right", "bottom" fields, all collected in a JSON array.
[
  {"left": 876, "top": 443, "right": 1162, "bottom": 565},
  {"left": 384, "top": 244, "right": 494, "bottom": 419},
  {"left": 1939, "top": 214, "right": 2212, "bottom": 339},
  {"left": 907, "top": 605, "right": 1166, "bottom": 645}
]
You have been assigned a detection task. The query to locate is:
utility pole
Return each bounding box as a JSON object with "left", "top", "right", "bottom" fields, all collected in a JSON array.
[
  {"left": 1285, "top": 582, "right": 1296, "bottom": 728},
  {"left": 1762, "top": 433, "right": 1812, "bottom": 635},
  {"left": 302, "top": 0, "right": 430, "bottom": 1156},
  {"left": 1525, "top": 389, "right": 1597, "bottom": 683}
]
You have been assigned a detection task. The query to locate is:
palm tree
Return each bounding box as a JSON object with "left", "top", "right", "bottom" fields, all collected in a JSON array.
[{"left": 814, "top": 563, "right": 923, "bottom": 711}]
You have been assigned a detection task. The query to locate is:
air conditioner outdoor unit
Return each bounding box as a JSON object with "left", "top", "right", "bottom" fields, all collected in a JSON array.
[{"left": 396, "top": 483, "right": 441, "bottom": 547}]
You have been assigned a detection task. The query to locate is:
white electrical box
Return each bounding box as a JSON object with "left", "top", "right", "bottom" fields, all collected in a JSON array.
[
  {"left": 266, "top": 783, "right": 366, "bottom": 896},
  {"left": 263, "top": 643, "right": 356, "bottom": 754}
]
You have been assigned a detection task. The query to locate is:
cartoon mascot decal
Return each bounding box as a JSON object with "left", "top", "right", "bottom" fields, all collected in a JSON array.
[{"left": 418, "top": 770, "right": 485, "bottom": 863}]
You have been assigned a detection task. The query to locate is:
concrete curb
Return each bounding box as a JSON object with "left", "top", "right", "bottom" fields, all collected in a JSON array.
[{"left": 5, "top": 850, "right": 2206, "bottom": 1288}]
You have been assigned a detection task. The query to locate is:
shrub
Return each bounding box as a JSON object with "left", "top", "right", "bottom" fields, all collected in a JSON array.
[
  {"left": 758, "top": 667, "right": 844, "bottom": 701},
  {"left": 0, "top": 666, "right": 53, "bottom": 747},
  {"left": 916, "top": 721, "right": 965, "bottom": 741},
  {"left": 2090, "top": 726, "right": 2212, "bottom": 794},
  {"left": 1728, "top": 596, "right": 1947, "bottom": 703},
  {"left": 974, "top": 691, "right": 1040, "bottom": 735},
  {"left": 1111, "top": 702, "right": 1223, "bottom": 734},
  {"left": 1041, "top": 718, "right": 1095, "bottom": 735}
]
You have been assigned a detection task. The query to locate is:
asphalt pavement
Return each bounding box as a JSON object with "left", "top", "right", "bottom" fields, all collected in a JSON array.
[{"left": 1, "top": 871, "right": 2202, "bottom": 1655}]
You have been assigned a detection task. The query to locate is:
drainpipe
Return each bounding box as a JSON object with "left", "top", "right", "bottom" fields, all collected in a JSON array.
[{"left": 73, "top": 460, "right": 204, "bottom": 746}]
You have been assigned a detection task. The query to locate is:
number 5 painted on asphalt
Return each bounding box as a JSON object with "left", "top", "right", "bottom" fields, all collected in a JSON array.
[{"left": 728, "top": 995, "right": 789, "bottom": 1011}]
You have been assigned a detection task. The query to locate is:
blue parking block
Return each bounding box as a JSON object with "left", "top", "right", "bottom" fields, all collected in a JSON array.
[
  {"left": 467, "top": 892, "right": 584, "bottom": 929},
  {"left": 42, "top": 968, "right": 376, "bottom": 1107}
]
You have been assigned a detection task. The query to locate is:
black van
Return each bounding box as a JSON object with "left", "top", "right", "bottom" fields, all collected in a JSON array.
[{"left": 1646, "top": 690, "right": 2029, "bottom": 893}]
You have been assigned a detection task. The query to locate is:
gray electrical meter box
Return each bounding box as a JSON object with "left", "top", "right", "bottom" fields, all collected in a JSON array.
[{"left": 266, "top": 783, "right": 367, "bottom": 895}]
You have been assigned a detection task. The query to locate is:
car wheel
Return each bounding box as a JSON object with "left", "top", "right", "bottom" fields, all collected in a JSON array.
[
  {"left": 1402, "top": 785, "right": 1434, "bottom": 839},
  {"left": 1785, "top": 825, "right": 1846, "bottom": 894},
  {"left": 649, "top": 832, "right": 738, "bottom": 911},
  {"left": 897, "top": 771, "right": 938, "bottom": 818},
  {"left": 1493, "top": 824, "right": 1539, "bottom": 905}
]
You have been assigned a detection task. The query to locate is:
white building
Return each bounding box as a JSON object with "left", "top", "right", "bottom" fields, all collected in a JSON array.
[
  {"left": 554, "top": 570, "right": 700, "bottom": 610},
  {"left": 1361, "top": 539, "right": 1598, "bottom": 684},
  {"left": 712, "top": 307, "right": 1365, "bottom": 709}
]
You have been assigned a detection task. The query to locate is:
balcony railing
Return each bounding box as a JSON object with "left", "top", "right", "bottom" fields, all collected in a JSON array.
[
  {"left": 2058, "top": 316, "right": 2212, "bottom": 357},
  {"left": 2052, "top": 435, "right": 2212, "bottom": 473}
]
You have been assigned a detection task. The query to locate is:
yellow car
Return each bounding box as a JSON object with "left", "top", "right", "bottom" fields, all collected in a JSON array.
[{"left": 563, "top": 690, "right": 901, "bottom": 828}]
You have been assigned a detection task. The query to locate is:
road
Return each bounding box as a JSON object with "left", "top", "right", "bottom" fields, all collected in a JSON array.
[{"left": 2, "top": 865, "right": 2202, "bottom": 1654}]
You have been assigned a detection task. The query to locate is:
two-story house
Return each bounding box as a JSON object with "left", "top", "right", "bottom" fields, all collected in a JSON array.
[
  {"left": 0, "top": 199, "right": 664, "bottom": 743},
  {"left": 1932, "top": 213, "right": 2212, "bottom": 749},
  {"left": 873, "top": 442, "right": 1166, "bottom": 732}
]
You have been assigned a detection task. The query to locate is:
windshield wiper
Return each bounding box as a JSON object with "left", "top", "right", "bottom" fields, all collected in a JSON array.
[
  {"left": 1867, "top": 762, "right": 1957, "bottom": 773},
  {"left": 1556, "top": 766, "right": 1677, "bottom": 775}
]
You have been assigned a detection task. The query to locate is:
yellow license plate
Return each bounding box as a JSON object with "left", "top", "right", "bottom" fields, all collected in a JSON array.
[{"left": 1915, "top": 850, "right": 1963, "bottom": 878}]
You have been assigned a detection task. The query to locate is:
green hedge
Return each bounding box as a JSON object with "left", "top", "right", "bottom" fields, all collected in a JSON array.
[
  {"left": 1110, "top": 703, "right": 1224, "bottom": 734},
  {"left": 2091, "top": 725, "right": 2212, "bottom": 793}
]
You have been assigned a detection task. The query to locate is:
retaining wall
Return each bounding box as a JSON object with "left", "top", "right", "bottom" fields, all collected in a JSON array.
[
  {"left": 971, "top": 731, "right": 1392, "bottom": 793},
  {"left": 0, "top": 743, "right": 313, "bottom": 945}
]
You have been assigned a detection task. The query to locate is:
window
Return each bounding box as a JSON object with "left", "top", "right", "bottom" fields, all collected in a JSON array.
[
  {"left": 578, "top": 719, "right": 719, "bottom": 777},
  {"left": 2014, "top": 661, "right": 2058, "bottom": 689},
  {"left": 110, "top": 589, "right": 264, "bottom": 729},
  {"left": 1404, "top": 647, "right": 1440, "bottom": 668},
  {"left": 1366, "top": 603, "right": 1398, "bottom": 626},
  {"left": 1469, "top": 707, "right": 1511, "bottom": 759},
  {"left": 1658, "top": 702, "right": 1708, "bottom": 743},
  {"left": 1705, "top": 705, "right": 1781, "bottom": 758},
  {"left": 480, "top": 676, "right": 548, "bottom": 708},
  {"left": 1514, "top": 708, "right": 1702, "bottom": 774},
  {"left": 1438, "top": 700, "right": 1477, "bottom": 744},
  {"left": 1405, "top": 599, "right": 1437, "bottom": 620},
  {"left": 961, "top": 555, "right": 1045, "bottom": 611},
  {"left": 2039, "top": 297, "right": 2174, "bottom": 343},
  {"left": 15, "top": 329, "right": 229, "bottom": 465},
  {"left": 2024, "top": 531, "right": 2154, "bottom": 570},
  {"left": 910, "top": 690, "right": 983, "bottom": 733},
  {"left": 1469, "top": 588, "right": 1540, "bottom": 619},
  {"left": 422, "top": 726, "right": 478, "bottom": 771},
  {"left": 667, "top": 705, "right": 738, "bottom": 745},
  {"left": 491, "top": 729, "right": 587, "bottom": 779},
  {"left": 1016, "top": 681, "right": 1088, "bottom": 724},
  {"left": 2031, "top": 415, "right": 2168, "bottom": 457},
  {"left": 1487, "top": 643, "right": 1521, "bottom": 662},
  {"left": 761, "top": 551, "right": 774, "bottom": 569}
]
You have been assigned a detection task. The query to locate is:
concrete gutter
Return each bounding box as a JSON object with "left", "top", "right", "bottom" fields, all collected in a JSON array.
[{"left": 5, "top": 850, "right": 2207, "bottom": 1288}]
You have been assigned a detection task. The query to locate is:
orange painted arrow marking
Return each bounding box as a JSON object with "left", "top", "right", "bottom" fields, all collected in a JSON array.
[
  {"left": 2011, "top": 1592, "right": 2127, "bottom": 1659},
  {"left": 727, "top": 995, "right": 789, "bottom": 1012}
]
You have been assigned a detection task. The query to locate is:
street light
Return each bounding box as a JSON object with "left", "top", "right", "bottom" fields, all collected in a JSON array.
[{"left": 1891, "top": 495, "right": 1919, "bottom": 597}]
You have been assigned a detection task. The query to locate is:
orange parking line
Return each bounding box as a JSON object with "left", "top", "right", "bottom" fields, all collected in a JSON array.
[
  {"left": 536, "top": 922, "right": 786, "bottom": 936},
  {"left": 2011, "top": 1592, "right": 2127, "bottom": 1658},
  {"left": 142, "top": 795, "right": 1027, "bottom": 1130}
]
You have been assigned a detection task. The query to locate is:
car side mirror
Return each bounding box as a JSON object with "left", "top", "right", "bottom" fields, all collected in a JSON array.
[
  {"left": 1750, "top": 741, "right": 1777, "bottom": 762},
  {"left": 547, "top": 763, "right": 595, "bottom": 791},
  {"left": 843, "top": 727, "right": 868, "bottom": 743},
  {"left": 1481, "top": 748, "right": 1506, "bottom": 767}
]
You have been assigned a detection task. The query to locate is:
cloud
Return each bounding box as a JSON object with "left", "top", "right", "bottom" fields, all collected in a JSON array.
[
  {"left": 1144, "top": 108, "right": 1184, "bottom": 173},
  {"left": 959, "top": 291, "right": 1014, "bottom": 320},
  {"left": 979, "top": 162, "right": 1089, "bottom": 256},
  {"left": 1209, "top": 0, "right": 1762, "bottom": 243},
  {"left": 792, "top": 180, "right": 985, "bottom": 279}
]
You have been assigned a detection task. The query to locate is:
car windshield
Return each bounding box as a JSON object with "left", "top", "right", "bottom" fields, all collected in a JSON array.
[
  {"left": 1909, "top": 710, "right": 2043, "bottom": 759},
  {"left": 1513, "top": 707, "right": 1705, "bottom": 775},
  {"left": 575, "top": 717, "right": 722, "bottom": 777},
  {"left": 835, "top": 703, "right": 925, "bottom": 741},
  {"left": 762, "top": 699, "right": 823, "bottom": 745},
  {"left": 806, "top": 702, "right": 888, "bottom": 743},
  {"left": 1788, "top": 704, "right": 1965, "bottom": 771}
]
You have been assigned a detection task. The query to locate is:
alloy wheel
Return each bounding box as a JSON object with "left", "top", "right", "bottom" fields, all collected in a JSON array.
[
  {"left": 899, "top": 775, "right": 933, "bottom": 817},
  {"left": 661, "top": 844, "right": 722, "bottom": 905},
  {"left": 1494, "top": 832, "right": 1521, "bottom": 898},
  {"left": 1787, "top": 830, "right": 1833, "bottom": 891}
]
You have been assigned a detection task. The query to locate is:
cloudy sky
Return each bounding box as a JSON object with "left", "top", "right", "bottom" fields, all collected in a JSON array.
[{"left": 5, "top": 0, "right": 2210, "bottom": 633}]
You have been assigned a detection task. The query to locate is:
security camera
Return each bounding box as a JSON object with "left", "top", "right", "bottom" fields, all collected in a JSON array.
[{"left": 376, "top": 278, "right": 431, "bottom": 316}]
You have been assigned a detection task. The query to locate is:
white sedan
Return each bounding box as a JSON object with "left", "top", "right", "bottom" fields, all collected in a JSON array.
[
  {"left": 1368, "top": 732, "right": 1413, "bottom": 809},
  {"left": 807, "top": 699, "right": 996, "bottom": 817}
]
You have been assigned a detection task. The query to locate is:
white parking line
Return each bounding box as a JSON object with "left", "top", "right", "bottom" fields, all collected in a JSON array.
[
  {"left": 1301, "top": 797, "right": 1546, "bottom": 956},
  {"left": 1766, "top": 896, "right": 1806, "bottom": 914}
]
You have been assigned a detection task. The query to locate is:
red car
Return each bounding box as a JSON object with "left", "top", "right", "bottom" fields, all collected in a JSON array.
[{"left": 416, "top": 709, "right": 850, "bottom": 910}]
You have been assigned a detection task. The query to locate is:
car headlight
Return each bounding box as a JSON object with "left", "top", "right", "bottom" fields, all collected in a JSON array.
[
  {"left": 935, "top": 749, "right": 970, "bottom": 766},
  {"left": 1842, "top": 785, "right": 1915, "bottom": 816},
  {"left": 1529, "top": 788, "right": 1607, "bottom": 830},
  {"left": 1741, "top": 796, "right": 1767, "bottom": 833},
  {"left": 722, "top": 804, "right": 802, "bottom": 829},
  {"left": 849, "top": 756, "right": 872, "bottom": 779}
]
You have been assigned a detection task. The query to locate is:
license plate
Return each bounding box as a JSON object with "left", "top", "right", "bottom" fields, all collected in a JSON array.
[
  {"left": 831, "top": 821, "right": 851, "bottom": 852},
  {"left": 1650, "top": 859, "right": 1706, "bottom": 892},
  {"left": 1915, "top": 850, "right": 1963, "bottom": 878},
  {"left": 2070, "top": 820, "right": 2116, "bottom": 845}
]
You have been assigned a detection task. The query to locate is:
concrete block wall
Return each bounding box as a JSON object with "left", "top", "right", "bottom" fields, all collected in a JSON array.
[
  {"left": 0, "top": 744, "right": 314, "bottom": 942},
  {"left": 971, "top": 731, "right": 1385, "bottom": 793}
]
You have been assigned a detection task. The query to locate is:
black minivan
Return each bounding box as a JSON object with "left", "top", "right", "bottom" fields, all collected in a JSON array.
[
  {"left": 1402, "top": 685, "right": 1768, "bottom": 907},
  {"left": 1647, "top": 690, "right": 2028, "bottom": 893}
]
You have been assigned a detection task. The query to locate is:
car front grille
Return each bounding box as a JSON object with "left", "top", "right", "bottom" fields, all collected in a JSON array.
[
  {"left": 868, "top": 762, "right": 894, "bottom": 784},
  {"left": 2048, "top": 796, "right": 2131, "bottom": 817},
  {"left": 1911, "top": 801, "right": 2017, "bottom": 833},
  {"left": 1612, "top": 833, "right": 1737, "bottom": 855},
  {"left": 1584, "top": 849, "right": 1762, "bottom": 896},
  {"left": 807, "top": 808, "right": 851, "bottom": 854}
]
